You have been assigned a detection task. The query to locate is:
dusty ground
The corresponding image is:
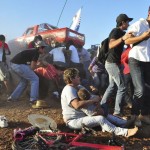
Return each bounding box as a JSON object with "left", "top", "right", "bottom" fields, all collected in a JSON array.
[{"left": 0, "top": 84, "right": 150, "bottom": 150}]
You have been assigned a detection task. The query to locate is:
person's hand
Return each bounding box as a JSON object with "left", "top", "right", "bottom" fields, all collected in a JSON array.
[
  {"left": 122, "top": 32, "right": 134, "bottom": 41},
  {"left": 89, "top": 70, "right": 94, "bottom": 76},
  {"left": 141, "top": 30, "right": 150, "bottom": 39}
]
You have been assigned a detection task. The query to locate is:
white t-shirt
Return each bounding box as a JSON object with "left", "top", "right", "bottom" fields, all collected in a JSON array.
[
  {"left": 61, "top": 85, "right": 86, "bottom": 122},
  {"left": 128, "top": 18, "right": 150, "bottom": 62},
  {"left": 49, "top": 47, "right": 65, "bottom": 63},
  {"left": 69, "top": 45, "right": 80, "bottom": 63}
]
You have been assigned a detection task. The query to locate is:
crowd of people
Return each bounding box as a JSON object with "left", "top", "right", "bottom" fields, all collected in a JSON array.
[{"left": 0, "top": 6, "right": 150, "bottom": 138}]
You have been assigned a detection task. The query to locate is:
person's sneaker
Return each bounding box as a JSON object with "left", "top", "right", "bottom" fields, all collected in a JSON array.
[
  {"left": 139, "top": 115, "right": 150, "bottom": 125},
  {"left": 7, "top": 96, "right": 12, "bottom": 102},
  {"left": 7, "top": 96, "right": 18, "bottom": 102}
]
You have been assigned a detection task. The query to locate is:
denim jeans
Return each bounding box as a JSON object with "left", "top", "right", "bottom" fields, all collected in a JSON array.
[
  {"left": 100, "top": 62, "right": 126, "bottom": 114},
  {"left": 124, "top": 73, "right": 134, "bottom": 105},
  {"left": 129, "top": 58, "right": 150, "bottom": 115},
  {"left": 93, "top": 72, "right": 108, "bottom": 94},
  {"left": 67, "top": 114, "right": 128, "bottom": 136},
  {"left": 10, "top": 63, "right": 39, "bottom": 101}
]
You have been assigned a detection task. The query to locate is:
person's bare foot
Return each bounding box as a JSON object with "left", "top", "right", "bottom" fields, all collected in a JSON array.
[{"left": 126, "top": 126, "right": 138, "bottom": 137}]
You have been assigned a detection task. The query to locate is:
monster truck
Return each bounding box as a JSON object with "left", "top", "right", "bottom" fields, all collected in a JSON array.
[{"left": 8, "top": 23, "right": 85, "bottom": 58}]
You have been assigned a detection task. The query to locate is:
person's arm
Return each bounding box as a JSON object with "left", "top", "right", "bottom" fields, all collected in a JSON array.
[
  {"left": 109, "top": 32, "right": 133, "bottom": 49},
  {"left": 88, "top": 57, "right": 97, "bottom": 76},
  {"left": 71, "top": 95, "right": 100, "bottom": 109},
  {"left": 125, "top": 29, "right": 150, "bottom": 45},
  {"left": 30, "top": 61, "right": 38, "bottom": 70},
  {"left": 88, "top": 65, "right": 94, "bottom": 76}
]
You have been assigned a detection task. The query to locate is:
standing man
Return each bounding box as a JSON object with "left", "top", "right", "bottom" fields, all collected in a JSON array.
[
  {"left": 100, "top": 14, "right": 133, "bottom": 117},
  {"left": 125, "top": 7, "right": 150, "bottom": 126},
  {"left": 7, "top": 41, "right": 47, "bottom": 105}
]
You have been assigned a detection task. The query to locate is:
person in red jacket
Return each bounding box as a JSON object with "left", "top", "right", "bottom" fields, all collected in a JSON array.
[{"left": 121, "top": 45, "right": 134, "bottom": 109}]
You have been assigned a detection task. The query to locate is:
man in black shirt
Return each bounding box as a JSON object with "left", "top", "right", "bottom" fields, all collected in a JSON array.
[
  {"left": 100, "top": 14, "right": 133, "bottom": 117},
  {"left": 8, "top": 41, "right": 47, "bottom": 105}
]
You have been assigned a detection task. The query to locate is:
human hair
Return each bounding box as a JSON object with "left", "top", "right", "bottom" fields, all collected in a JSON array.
[
  {"left": 116, "top": 21, "right": 123, "bottom": 27},
  {"left": 63, "top": 68, "right": 79, "bottom": 84},
  {"left": 34, "top": 35, "right": 43, "bottom": 42},
  {"left": 77, "top": 88, "right": 91, "bottom": 100},
  {"left": 0, "top": 35, "right": 5, "bottom": 41}
]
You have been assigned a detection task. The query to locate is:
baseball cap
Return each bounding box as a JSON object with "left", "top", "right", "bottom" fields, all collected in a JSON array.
[
  {"left": 116, "top": 14, "right": 133, "bottom": 27},
  {"left": 148, "top": 6, "right": 150, "bottom": 12},
  {"left": 35, "top": 40, "right": 48, "bottom": 48}
]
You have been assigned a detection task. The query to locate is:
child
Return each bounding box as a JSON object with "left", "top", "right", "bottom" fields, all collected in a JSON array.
[
  {"left": 77, "top": 88, "right": 104, "bottom": 116},
  {"left": 77, "top": 88, "right": 135, "bottom": 128}
]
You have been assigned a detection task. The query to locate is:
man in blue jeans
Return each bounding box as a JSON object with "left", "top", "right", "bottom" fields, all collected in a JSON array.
[
  {"left": 7, "top": 41, "right": 47, "bottom": 106},
  {"left": 125, "top": 6, "right": 150, "bottom": 126},
  {"left": 100, "top": 14, "right": 133, "bottom": 117}
]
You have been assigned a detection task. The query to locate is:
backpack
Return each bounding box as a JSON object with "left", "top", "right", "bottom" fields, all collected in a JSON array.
[{"left": 96, "top": 37, "right": 109, "bottom": 65}]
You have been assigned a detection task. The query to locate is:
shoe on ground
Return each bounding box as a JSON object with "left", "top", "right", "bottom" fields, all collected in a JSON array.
[
  {"left": 139, "top": 115, "right": 150, "bottom": 125},
  {"left": 7, "top": 96, "right": 18, "bottom": 102},
  {"left": 0, "top": 116, "right": 8, "bottom": 128}
]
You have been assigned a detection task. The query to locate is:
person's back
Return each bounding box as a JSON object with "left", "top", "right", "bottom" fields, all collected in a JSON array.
[
  {"left": 49, "top": 47, "right": 66, "bottom": 63},
  {"left": 11, "top": 49, "right": 39, "bottom": 65}
]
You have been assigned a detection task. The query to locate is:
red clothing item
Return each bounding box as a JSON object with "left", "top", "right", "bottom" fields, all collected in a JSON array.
[
  {"left": 28, "top": 41, "right": 35, "bottom": 48},
  {"left": 0, "top": 41, "right": 10, "bottom": 54},
  {"left": 121, "top": 46, "right": 131, "bottom": 75},
  {"left": 34, "top": 64, "right": 58, "bottom": 80}
]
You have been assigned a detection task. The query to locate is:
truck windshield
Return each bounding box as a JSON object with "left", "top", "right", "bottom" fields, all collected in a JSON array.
[{"left": 38, "top": 23, "right": 58, "bottom": 32}]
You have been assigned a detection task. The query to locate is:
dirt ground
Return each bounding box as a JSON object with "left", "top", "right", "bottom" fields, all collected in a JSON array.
[{"left": 0, "top": 84, "right": 150, "bottom": 150}]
